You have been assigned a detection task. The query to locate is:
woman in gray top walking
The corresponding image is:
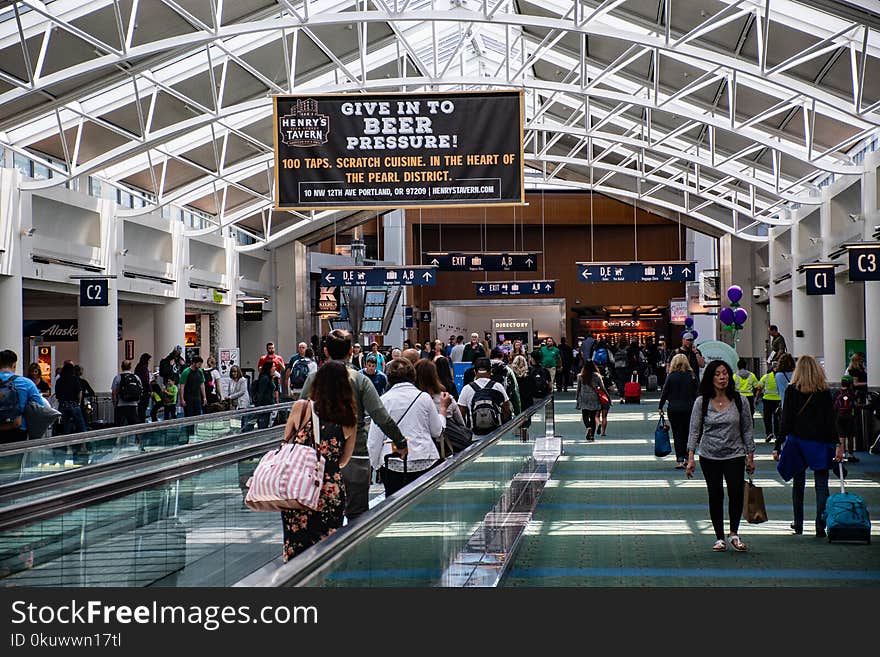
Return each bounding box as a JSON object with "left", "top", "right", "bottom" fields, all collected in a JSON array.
[
  {"left": 686, "top": 360, "right": 756, "bottom": 552},
  {"left": 576, "top": 361, "right": 608, "bottom": 442}
]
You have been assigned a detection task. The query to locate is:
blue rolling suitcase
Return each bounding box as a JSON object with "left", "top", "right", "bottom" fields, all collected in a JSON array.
[{"left": 825, "top": 467, "right": 871, "bottom": 544}]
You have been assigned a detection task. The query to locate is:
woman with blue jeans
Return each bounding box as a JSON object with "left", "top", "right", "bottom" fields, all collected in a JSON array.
[
  {"left": 686, "top": 360, "right": 755, "bottom": 552},
  {"left": 773, "top": 355, "right": 843, "bottom": 537}
]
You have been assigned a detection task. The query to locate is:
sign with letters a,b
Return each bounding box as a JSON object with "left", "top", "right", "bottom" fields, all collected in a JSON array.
[
  {"left": 848, "top": 245, "right": 880, "bottom": 281},
  {"left": 805, "top": 266, "right": 836, "bottom": 295},
  {"left": 79, "top": 279, "right": 109, "bottom": 307}
]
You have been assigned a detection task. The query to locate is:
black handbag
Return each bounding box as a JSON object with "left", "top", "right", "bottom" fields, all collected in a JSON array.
[{"left": 440, "top": 414, "right": 473, "bottom": 455}]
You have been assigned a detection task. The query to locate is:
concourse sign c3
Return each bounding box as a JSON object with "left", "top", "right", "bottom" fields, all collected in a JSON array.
[{"left": 848, "top": 244, "right": 880, "bottom": 281}]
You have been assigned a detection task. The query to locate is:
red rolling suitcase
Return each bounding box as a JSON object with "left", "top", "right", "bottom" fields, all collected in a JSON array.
[{"left": 624, "top": 371, "right": 641, "bottom": 404}]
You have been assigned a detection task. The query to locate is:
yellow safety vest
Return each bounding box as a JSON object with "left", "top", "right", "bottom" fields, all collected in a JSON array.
[
  {"left": 758, "top": 372, "right": 780, "bottom": 400},
  {"left": 735, "top": 372, "right": 758, "bottom": 396}
]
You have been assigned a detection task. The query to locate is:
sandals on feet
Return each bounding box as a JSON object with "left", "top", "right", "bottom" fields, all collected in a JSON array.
[
  {"left": 729, "top": 535, "right": 747, "bottom": 552},
  {"left": 712, "top": 539, "right": 727, "bottom": 551}
]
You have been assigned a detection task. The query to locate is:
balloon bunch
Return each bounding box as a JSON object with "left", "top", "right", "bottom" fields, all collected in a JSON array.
[
  {"left": 681, "top": 316, "right": 698, "bottom": 341},
  {"left": 719, "top": 285, "right": 748, "bottom": 342}
]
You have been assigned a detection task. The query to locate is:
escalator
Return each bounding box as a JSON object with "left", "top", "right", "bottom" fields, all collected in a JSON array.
[{"left": 0, "top": 398, "right": 559, "bottom": 588}]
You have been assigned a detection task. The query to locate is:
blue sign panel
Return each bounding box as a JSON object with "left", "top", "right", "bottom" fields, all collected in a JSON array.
[
  {"left": 79, "top": 279, "right": 109, "bottom": 307},
  {"left": 805, "top": 266, "right": 836, "bottom": 295},
  {"left": 419, "top": 311, "right": 432, "bottom": 323},
  {"left": 453, "top": 361, "right": 471, "bottom": 394},
  {"left": 404, "top": 306, "right": 414, "bottom": 329},
  {"left": 577, "top": 262, "right": 696, "bottom": 283},
  {"left": 848, "top": 246, "right": 880, "bottom": 281},
  {"left": 320, "top": 266, "right": 437, "bottom": 286},
  {"left": 475, "top": 280, "right": 555, "bottom": 296},
  {"left": 425, "top": 252, "right": 538, "bottom": 272}
]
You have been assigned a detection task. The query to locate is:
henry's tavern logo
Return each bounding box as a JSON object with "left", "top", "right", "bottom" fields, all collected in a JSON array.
[{"left": 279, "top": 99, "right": 329, "bottom": 147}]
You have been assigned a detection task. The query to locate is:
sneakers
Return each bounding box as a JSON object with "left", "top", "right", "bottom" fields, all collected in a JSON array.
[
  {"left": 729, "top": 535, "right": 747, "bottom": 552},
  {"left": 764, "top": 433, "right": 774, "bottom": 444}
]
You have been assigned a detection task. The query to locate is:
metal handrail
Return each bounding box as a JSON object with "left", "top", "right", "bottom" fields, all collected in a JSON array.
[
  {"left": 234, "top": 396, "right": 554, "bottom": 588},
  {"left": 0, "top": 427, "right": 281, "bottom": 505},
  {"left": 0, "top": 426, "right": 286, "bottom": 532},
  {"left": 0, "top": 400, "right": 294, "bottom": 455}
]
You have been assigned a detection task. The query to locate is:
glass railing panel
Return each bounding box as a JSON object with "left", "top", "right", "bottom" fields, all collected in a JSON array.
[
  {"left": 0, "top": 452, "right": 283, "bottom": 587},
  {"left": 288, "top": 424, "right": 537, "bottom": 587},
  {"left": 0, "top": 429, "right": 283, "bottom": 511},
  {"left": 0, "top": 405, "right": 291, "bottom": 486}
]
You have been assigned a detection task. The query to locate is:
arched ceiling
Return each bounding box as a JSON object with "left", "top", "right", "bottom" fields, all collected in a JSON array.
[{"left": 1, "top": 0, "right": 879, "bottom": 247}]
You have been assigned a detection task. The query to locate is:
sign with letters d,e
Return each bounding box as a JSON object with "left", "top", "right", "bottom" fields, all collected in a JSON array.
[
  {"left": 805, "top": 266, "right": 836, "bottom": 295},
  {"left": 848, "top": 245, "right": 880, "bottom": 281},
  {"left": 79, "top": 279, "right": 108, "bottom": 307}
]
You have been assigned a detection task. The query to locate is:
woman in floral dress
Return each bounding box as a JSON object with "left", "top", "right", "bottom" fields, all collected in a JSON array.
[{"left": 280, "top": 361, "right": 356, "bottom": 562}]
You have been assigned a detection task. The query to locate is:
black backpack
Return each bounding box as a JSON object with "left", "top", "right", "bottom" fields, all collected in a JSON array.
[
  {"left": 490, "top": 362, "right": 517, "bottom": 400},
  {"left": 159, "top": 358, "right": 173, "bottom": 380},
  {"left": 118, "top": 372, "right": 143, "bottom": 402},
  {"left": 529, "top": 365, "right": 551, "bottom": 398},
  {"left": 0, "top": 376, "right": 22, "bottom": 430},
  {"left": 290, "top": 358, "right": 311, "bottom": 389},
  {"left": 468, "top": 381, "right": 505, "bottom": 434}
]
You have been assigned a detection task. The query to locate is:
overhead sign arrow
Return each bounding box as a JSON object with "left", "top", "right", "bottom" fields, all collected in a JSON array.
[
  {"left": 430, "top": 258, "right": 439, "bottom": 266},
  {"left": 324, "top": 273, "right": 335, "bottom": 284},
  {"left": 525, "top": 258, "right": 534, "bottom": 266},
  {"left": 422, "top": 271, "right": 433, "bottom": 282}
]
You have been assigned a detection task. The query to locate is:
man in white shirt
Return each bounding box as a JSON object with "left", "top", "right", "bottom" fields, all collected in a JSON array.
[{"left": 458, "top": 357, "right": 511, "bottom": 435}]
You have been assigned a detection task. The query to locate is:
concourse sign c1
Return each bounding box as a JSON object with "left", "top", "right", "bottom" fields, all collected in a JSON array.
[{"left": 804, "top": 264, "right": 836, "bottom": 295}]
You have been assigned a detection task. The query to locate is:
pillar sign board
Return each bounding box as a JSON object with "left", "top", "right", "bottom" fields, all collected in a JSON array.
[
  {"left": 317, "top": 286, "right": 340, "bottom": 315},
  {"left": 242, "top": 301, "right": 263, "bottom": 321},
  {"left": 804, "top": 265, "right": 836, "bottom": 295},
  {"left": 848, "top": 245, "right": 880, "bottom": 281},
  {"left": 273, "top": 91, "right": 524, "bottom": 210},
  {"left": 79, "top": 279, "right": 108, "bottom": 307}
]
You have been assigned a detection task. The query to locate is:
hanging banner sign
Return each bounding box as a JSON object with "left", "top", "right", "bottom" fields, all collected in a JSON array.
[
  {"left": 475, "top": 280, "right": 555, "bottom": 296},
  {"left": 805, "top": 266, "right": 836, "bottom": 295},
  {"left": 848, "top": 245, "right": 880, "bottom": 281},
  {"left": 273, "top": 91, "right": 524, "bottom": 210},
  {"left": 317, "top": 286, "right": 340, "bottom": 315},
  {"left": 320, "top": 266, "right": 437, "bottom": 287},
  {"left": 242, "top": 301, "right": 263, "bottom": 321},
  {"left": 425, "top": 252, "right": 538, "bottom": 272},
  {"left": 577, "top": 262, "right": 696, "bottom": 283},
  {"left": 404, "top": 306, "right": 414, "bottom": 329}
]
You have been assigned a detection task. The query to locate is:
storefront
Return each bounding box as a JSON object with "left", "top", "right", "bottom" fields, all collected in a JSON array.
[{"left": 575, "top": 318, "right": 664, "bottom": 347}]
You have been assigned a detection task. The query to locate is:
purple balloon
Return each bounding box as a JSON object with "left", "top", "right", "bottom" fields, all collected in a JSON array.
[
  {"left": 684, "top": 317, "right": 694, "bottom": 328},
  {"left": 690, "top": 329, "right": 698, "bottom": 340},
  {"left": 733, "top": 308, "right": 748, "bottom": 326},
  {"left": 719, "top": 306, "right": 735, "bottom": 326},
  {"left": 727, "top": 285, "right": 743, "bottom": 304}
]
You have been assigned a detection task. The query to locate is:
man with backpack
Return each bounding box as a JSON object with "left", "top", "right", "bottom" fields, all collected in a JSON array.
[
  {"left": 458, "top": 357, "right": 511, "bottom": 436},
  {"left": 111, "top": 360, "right": 143, "bottom": 427},
  {"left": 0, "top": 350, "right": 49, "bottom": 480},
  {"left": 288, "top": 348, "right": 317, "bottom": 398},
  {"left": 528, "top": 352, "right": 552, "bottom": 399},
  {"left": 489, "top": 347, "right": 521, "bottom": 415}
]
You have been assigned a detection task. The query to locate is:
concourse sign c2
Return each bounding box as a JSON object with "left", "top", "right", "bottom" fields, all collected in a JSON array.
[
  {"left": 79, "top": 279, "right": 108, "bottom": 307},
  {"left": 320, "top": 266, "right": 437, "bottom": 287},
  {"left": 577, "top": 262, "right": 696, "bottom": 283},
  {"left": 273, "top": 91, "right": 524, "bottom": 210}
]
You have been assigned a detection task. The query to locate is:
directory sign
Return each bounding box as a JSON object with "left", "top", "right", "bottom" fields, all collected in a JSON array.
[
  {"left": 475, "top": 280, "right": 555, "bottom": 296},
  {"left": 425, "top": 252, "right": 538, "bottom": 272},
  {"left": 79, "top": 279, "right": 109, "bottom": 307},
  {"left": 848, "top": 245, "right": 880, "bottom": 281},
  {"left": 577, "top": 262, "right": 696, "bottom": 283},
  {"left": 274, "top": 91, "right": 524, "bottom": 210},
  {"left": 320, "top": 266, "right": 437, "bottom": 287},
  {"left": 805, "top": 265, "right": 836, "bottom": 295}
]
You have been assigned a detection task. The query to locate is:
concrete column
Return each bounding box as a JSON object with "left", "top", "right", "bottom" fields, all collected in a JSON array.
[
  {"left": 383, "top": 210, "right": 407, "bottom": 344},
  {"left": 791, "top": 285, "right": 821, "bottom": 358},
  {"left": 0, "top": 169, "right": 23, "bottom": 371},
  {"left": 862, "top": 152, "right": 880, "bottom": 384},
  {"left": 217, "top": 236, "right": 239, "bottom": 351},
  {"left": 78, "top": 281, "right": 118, "bottom": 394},
  {"left": 273, "top": 240, "right": 308, "bottom": 359},
  {"left": 155, "top": 296, "right": 185, "bottom": 358},
  {"left": 822, "top": 274, "right": 864, "bottom": 377}
]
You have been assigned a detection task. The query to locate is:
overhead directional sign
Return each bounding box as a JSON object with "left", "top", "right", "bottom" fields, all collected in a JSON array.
[
  {"left": 805, "top": 265, "right": 836, "bottom": 295},
  {"left": 79, "top": 279, "right": 109, "bottom": 307},
  {"left": 577, "top": 262, "right": 696, "bottom": 283},
  {"left": 475, "top": 280, "right": 555, "bottom": 296},
  {"left": 321, "top": 266, "right": 437, "bottom": 286},
  {"left": 848, "top": 244, "right": 880, "bottom": 281},
  {"left": 424, "top": 252, "right": 538, "bottom": 272}
]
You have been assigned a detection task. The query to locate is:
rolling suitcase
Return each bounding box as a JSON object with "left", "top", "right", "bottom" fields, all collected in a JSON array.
[
  {"left": 825, "top": 464, "right": 871, "bottom": 544},
  {"left": 624, "top": 372, "right": 641, "bottom": 404},
  {"left": 646, "top": 374, "right": 658, "bottom": 392}
]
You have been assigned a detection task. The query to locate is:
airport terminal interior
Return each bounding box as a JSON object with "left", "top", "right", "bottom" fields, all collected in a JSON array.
[{"left": 0, "top": 0, "right": 878, "bottom": 587}]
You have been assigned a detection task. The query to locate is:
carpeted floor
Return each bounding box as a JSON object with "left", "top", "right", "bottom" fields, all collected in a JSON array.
[{"left": 505, "top": 392, "right": 880, "bottom": 587}]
